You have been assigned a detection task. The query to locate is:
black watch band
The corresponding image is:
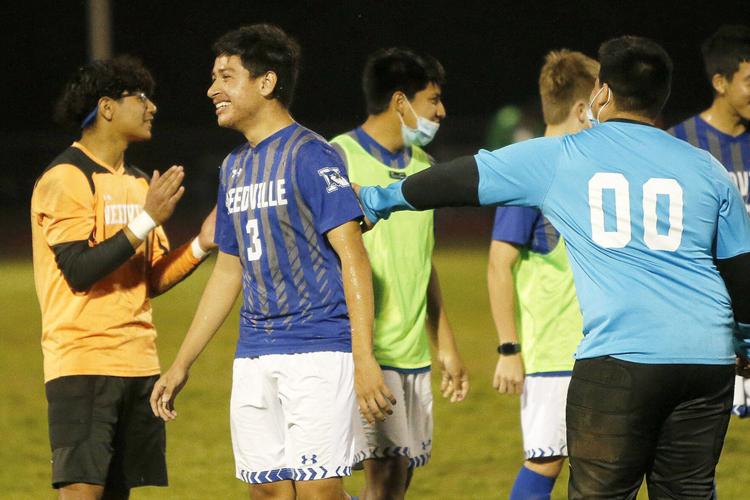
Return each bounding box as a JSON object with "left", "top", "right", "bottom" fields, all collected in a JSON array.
[{"left": 497, "top": 342, "right": 522, "bottom": 355}]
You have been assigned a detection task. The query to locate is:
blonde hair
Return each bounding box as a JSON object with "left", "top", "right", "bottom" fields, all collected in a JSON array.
[{"left": 539, "top": 49, "right": 599, "bottom": 125}]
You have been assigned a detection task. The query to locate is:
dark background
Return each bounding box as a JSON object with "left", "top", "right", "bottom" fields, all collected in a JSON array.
[{"left": 4, "top": 0, "right": 749, "bottom": 254}]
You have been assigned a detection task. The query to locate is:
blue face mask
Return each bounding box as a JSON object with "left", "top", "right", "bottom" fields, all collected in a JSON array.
[
  {"left": 399, "top": 98, "right": 440, "bottom": 147},
  {"left": 587, "top": 86, "right": 610, "bottom": 127}
]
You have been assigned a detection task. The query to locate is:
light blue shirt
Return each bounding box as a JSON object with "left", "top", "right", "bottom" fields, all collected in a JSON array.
[{"left": 474, "top": 120, "right": 750, "bottom": 364}]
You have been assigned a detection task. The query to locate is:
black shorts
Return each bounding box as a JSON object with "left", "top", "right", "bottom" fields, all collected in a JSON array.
[
  {"left": 566, "top": 356, "right": 733, "bottom": 500},
  {"left": 45, "top": 375, "right": 167, "bottom": 490}
]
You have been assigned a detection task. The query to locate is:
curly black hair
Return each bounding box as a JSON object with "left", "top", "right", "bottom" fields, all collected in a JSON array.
[{"left": 54, "top": 55, "right": 155, "bottom": 128}]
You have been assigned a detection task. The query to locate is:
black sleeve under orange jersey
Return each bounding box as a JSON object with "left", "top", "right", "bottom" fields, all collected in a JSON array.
[{"left": 34, "top": 164, "right": 135, "bottom": 292}]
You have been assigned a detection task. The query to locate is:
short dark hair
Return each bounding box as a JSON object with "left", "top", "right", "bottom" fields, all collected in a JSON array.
[
  {"left": 362, "top": 48, "right": 446, "bottom": 115},
  {"left": 701, "top": 25, "right": 750, "bottom": 82},
  {"left": 598, "top": 36, "right": 673, "bottom": 119},
  {"left": 55, "top": 55, "right": 155, "bottom": 127},
  {"left": 213, "top": 24, "right": 300, "bottom": 108}
]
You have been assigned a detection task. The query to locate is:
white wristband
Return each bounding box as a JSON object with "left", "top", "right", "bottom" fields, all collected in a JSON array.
[
  {"left": 191, "top": 237, "right": 210, "bottom": 259},
  {"left": 127, "top": 211, "right": 157, "bottom": 240}
]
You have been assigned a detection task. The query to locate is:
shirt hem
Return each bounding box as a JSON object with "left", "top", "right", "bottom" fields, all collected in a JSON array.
[
  {"left": 44, "top": 367, "right": 161, "bottom": 383},
  {"left": 576, "top": 353, "right": 735, "bottom": 365}
]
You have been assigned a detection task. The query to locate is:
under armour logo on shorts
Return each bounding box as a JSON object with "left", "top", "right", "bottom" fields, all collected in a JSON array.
[{"left": 301, "top": 454, "right": 318, "bottom": 465}]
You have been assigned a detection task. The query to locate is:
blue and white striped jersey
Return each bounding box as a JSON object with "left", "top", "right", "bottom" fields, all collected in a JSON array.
[
  {"left": 215, "top": 123, "right": 363, "bottom": 357},
  {"left": 669, "top": 115, "right": 750, "bottom": 211}
]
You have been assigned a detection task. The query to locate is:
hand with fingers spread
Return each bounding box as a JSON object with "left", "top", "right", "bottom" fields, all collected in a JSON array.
[
  {"left": 149, "top": 364, "right": 189, "bottom": 422},
  {"left": 143, "top": 165, "right": 186, "bottom": 225},
  {"left": 438, "top": 347, "right": 469, "bottom": 403},
  {"left": 354, "top": 354, "right": 397, "bottom": 424},
  {"left": 493, "top": 353, "right": 525, "bottom": 395}
]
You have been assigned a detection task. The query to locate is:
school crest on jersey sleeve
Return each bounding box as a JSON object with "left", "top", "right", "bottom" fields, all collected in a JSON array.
[{"left": 317, "top": 167, "right": 350, "bottom": 193}]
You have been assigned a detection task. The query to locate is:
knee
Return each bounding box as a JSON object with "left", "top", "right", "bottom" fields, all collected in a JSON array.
[
  {"left": 364, "top": 457, "right": 409, "bottom": 500},
  {"left": 524, "top": 457, "right": 565, "bottom": 478}
]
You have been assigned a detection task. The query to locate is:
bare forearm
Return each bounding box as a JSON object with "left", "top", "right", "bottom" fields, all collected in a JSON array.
[
  {"left": 487, "top": 260, "right": 518, "bottom": 344},
  {"left": 172, "top": 252, "right": 241, "bottom": 370},
  {"left": 426, "top": 265, "right": 458, "bottom": 351},
  {"left": 342, "top": 249, "right": 375, "bottom": 361}
]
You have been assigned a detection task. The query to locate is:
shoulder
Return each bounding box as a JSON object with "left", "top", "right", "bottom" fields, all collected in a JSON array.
[
  {"left": 37, "top": 146, "right": 109, "bottom": 194},
  {"left": 411, "top": 145, "right": 435, "bottom": 166},
  {"left": 296, "top": 133, "right": 345, "bottom": 168}
]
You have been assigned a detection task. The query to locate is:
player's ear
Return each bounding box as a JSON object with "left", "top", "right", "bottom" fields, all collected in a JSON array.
[
  {"left": 573, "top": 100, "right": 587, "bottom": 124},
  {"left": 391, "top": 91, "right": 406, "bottom": 116},
  {"left": 99, "top": 97, "right": 115, "bottom": 122},
  {"left": 711, "top": 73, "right": 727, "bottom": 96},
  {"left": 259, "top": 71, "right": 278, "bottom": 99}
]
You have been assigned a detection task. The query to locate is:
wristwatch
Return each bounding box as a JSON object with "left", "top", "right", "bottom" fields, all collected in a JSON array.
[{"left": 497, "top": 342, "right": 522, "bottom": 355}]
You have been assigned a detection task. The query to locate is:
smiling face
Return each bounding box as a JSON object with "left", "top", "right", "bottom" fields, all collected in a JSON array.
[
  {"left": 207, "top": 54, "right": 266, "bottom": 132},
  {"left": 110, "top": 91, "right": 157, "bottom": 142}
]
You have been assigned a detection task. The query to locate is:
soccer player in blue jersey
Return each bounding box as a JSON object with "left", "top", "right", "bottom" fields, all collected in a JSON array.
[
  {"left": 668, "top": 25, "right": 750, "bottom": 417},
  {"left": 356, "top": 36, "right": 750, "bottom": 499},
  {"left": 150, "top": 24, "right": 394, "bottom": 500}
]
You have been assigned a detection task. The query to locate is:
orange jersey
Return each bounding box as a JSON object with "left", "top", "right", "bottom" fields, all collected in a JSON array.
[{"left": 31, "top": 142, "right": 200, "bottom": 382}]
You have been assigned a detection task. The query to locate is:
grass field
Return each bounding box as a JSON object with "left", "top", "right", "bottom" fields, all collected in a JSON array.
[{"left": 2, "top": 247, "right": 750, "bottom": 499}]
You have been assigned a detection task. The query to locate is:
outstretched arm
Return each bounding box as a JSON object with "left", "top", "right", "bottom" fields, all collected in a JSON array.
[
  {"left": 357, "top": 155, "right": 479, "bottom": 224},
  {"left": 327, "top": 220, "right": 396, "bottom": 424},
  {"left": 426, "top": 263, "right": 469, "bottom": 403},
  {"left": 149, "top": 250, "right": 242, "bottom": 421}
]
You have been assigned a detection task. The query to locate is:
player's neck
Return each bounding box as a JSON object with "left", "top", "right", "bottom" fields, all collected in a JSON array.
[
  {"left": 604, "top": 110, "right": 655, "bottom": 126},
  {"left": 78, "top": 128, "right": 127, "bottom": 171},
  {"left": 361, "top": 114, "right": 406, "bottom": 153},
  {"left": 701, "top": 98, "right": 747, "bottom": 136},
  {"left": 240, "top": 103, "right": 294, "bottom": 147},
  {"left": 544, "top": 122, "right": 578, "bottom": 137}
]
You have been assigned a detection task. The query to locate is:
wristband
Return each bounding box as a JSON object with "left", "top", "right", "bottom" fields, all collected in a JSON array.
[
  {"left": 127, "top": 211, "right": 157, "bottom": 240},
  {"left": 497, "top": 342, "right": 522, "bottom": 355},
  {"left": 191, "top": 237, "right": 210, "bottom": 259}
]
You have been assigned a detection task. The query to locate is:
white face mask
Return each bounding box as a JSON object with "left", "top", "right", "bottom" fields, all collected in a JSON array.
[
  {"left": 399, "top": 98, "right": 440, "bottom": 147},
  {"left": 587, "top": 85, "right": 611, "bottom": 127}
]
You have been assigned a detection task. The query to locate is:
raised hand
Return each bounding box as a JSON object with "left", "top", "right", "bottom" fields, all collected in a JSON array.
[{"left": 143, "top": 165, "right": 186, "bottom": 225}]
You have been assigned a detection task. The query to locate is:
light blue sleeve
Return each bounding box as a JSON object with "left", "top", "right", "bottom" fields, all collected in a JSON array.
[{"left": 474, "top": 136, "right": 562, "bottom": 208}]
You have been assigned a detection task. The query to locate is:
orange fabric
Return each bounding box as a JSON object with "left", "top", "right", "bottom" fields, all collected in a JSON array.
[{"left": 31, "top": 143, "right": 199, "bottom": 382}]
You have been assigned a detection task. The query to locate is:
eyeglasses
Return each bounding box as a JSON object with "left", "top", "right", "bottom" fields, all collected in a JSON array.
[{"left": 121, "top": 91, "right": 150, "bottom": 104}]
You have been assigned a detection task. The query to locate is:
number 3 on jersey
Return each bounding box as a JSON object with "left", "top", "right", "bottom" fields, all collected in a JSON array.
[
  {"left": 588, "top": 173, "right": 683, "bottom": 251},
  {"left": 245, "top": 219, "right": 263, "bottom": 261}
]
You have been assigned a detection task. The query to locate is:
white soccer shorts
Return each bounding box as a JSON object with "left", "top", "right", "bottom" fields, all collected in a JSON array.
[
  {"left": 230, "top": 351, "right": 359, "bottom": 484},
  {"left": 520, "top": 374, "right": 571, "bottom": 460},
  {"left": 732, "top": 375, "right": 750, "bottom": 417},
  {"left": 354, "top": 368, "right": 433, "bottom": 468}
]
